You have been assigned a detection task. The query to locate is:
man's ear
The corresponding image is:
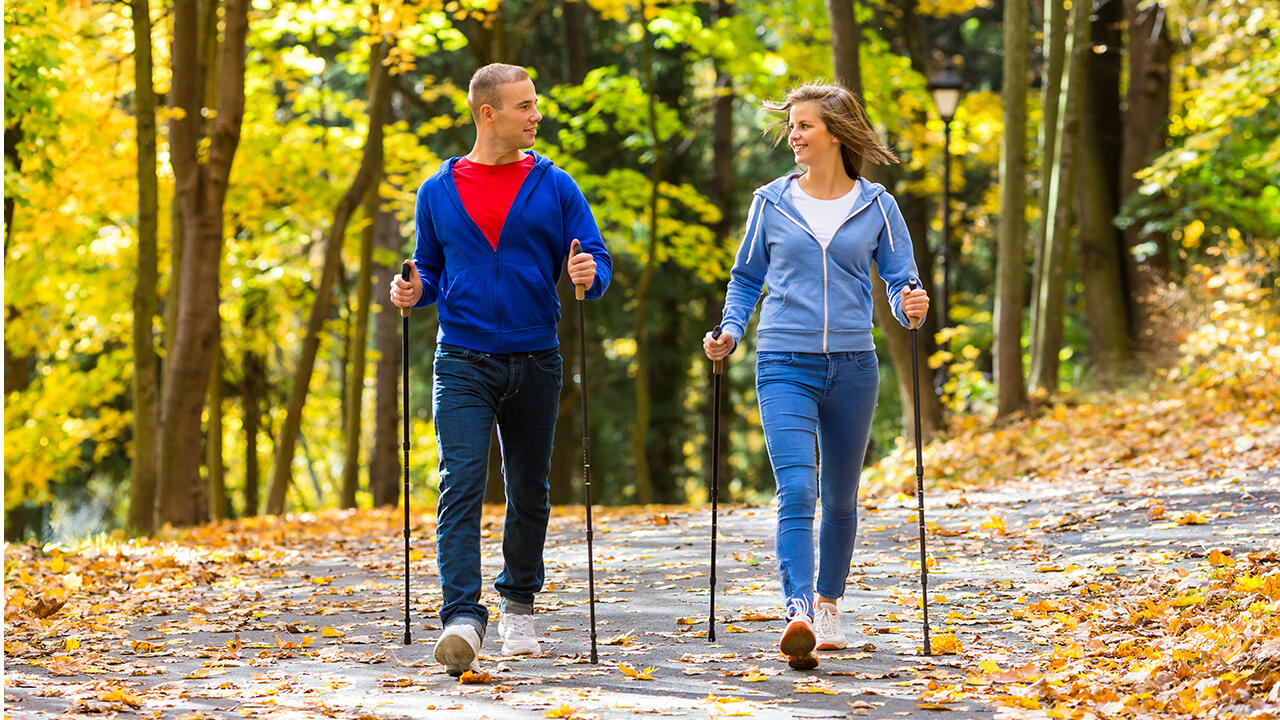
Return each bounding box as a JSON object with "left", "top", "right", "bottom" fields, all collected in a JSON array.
[{"left": 478, "top": 104, "right": 495, "bottom": 124}]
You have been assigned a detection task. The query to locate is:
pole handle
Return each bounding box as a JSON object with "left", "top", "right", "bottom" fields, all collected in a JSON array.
[
  {"left": 906, "top": 278, "right": 921, "bottom": 330},
  {"left": 570, "top": 240, "right": 585, "bottom": 301},
  {"left": 711, "top": 325, "right": 724, "bottom": 375},
  {"left": 400, "top": 261, "right": 412, "bottom": 318}
]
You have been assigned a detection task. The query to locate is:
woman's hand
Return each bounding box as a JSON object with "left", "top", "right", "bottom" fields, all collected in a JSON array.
[
  {"left": 703, "top": 330, "right": 736, "bottom": 361},
  {"left": 901, "top": 286, "right": 930, "bottom": 327}
]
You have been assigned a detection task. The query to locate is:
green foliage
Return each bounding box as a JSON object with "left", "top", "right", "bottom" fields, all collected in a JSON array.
[
  {"left": 1118, "top": 1, "right": 1280, "bottom": 274},
  {"left": 3, "top": 0, "right": 68, "bottom": 189}
]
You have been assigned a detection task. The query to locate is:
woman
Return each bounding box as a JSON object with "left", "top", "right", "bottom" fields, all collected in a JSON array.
[{"left": 704, "top": 84, "right": 930, "bottom": 670}]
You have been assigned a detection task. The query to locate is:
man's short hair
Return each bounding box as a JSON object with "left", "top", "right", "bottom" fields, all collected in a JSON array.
[{"left": 467, "top": 63, "right": 531, "bottom": 116}]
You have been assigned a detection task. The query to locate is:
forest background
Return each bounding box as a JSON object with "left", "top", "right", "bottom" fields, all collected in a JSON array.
[{"left": 4, "top": 0, "right": 1278, "bottom": 541}]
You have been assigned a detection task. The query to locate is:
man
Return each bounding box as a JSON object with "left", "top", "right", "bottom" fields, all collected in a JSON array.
[{"left": 388, "top": 63, "right": 611, "bottom": 676}]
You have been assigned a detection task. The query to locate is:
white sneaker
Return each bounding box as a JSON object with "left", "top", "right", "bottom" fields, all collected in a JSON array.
[
  {"left": 814, "top": 601, "right": 848, "bottom": 650},
  {"left": 498, "top": 612, "right": 540, "bottom": 655},
  {"left": 433, "top": 623, "right": 481, "bottom": 676}
]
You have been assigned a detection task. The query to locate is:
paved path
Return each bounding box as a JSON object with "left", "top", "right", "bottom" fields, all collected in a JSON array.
[{"left": 5, "top": 465, "right": 1278, "bottom": 719}]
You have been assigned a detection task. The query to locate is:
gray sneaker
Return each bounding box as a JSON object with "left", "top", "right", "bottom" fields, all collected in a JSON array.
[
  {"left": 498, "top": 612, "right": 540, "bottom": 655},
  {"left": 433, "top": 623, "right": 481, "bottom": 676}
]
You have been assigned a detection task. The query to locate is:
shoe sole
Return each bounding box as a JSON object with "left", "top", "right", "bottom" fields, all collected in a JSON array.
[
  {"left": 434, "top": 633, "right": 477, "bottom": 676},
  {"left": 788, "top": 653, "right": 819, "bottom": 670},
  {"left": 816, "top": 639, "right": 848, "bottom": 650},
  {"left": 501, "top": 639, "right": 540, "bottom": 656},
  {"left": 779, "top": 622, "right": 816, "bottom": 657}
]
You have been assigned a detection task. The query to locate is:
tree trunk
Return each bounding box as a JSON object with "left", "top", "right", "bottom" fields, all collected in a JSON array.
[
  {"left": 1076, "top": 0, "right": 1132, "bottom": 377},
  {"left": 370, "top": 207, "right": 404, "bottom": 507},
  {"left": 206, "top": 339, "right": 227, "bottom": 520},
  {"left": 1077, "top": 125, "right": 1132, "bottom": 376},
  {"left": 1030, "top": 0, "right": 1067, "bottom": 348},
  {"left": 629, "top": 0, "right": 662, "bottom": 504},
  {"left": 1120, "top": 0, "right": 1172, "bottom": 334},
  {"left": 266, "top": 40, "right": 391, "bottom": 515},
  {"left": 342, "top": 60, "right": 390, "bottom": 509},
  {"left": 562, "top": 0, "right": 587, "bottom": 84},
  {"left": 1030, "top": 0, "right": 1087, "bottom": 394},
  {"left": 156, "top": 0, "right": 249, "bottom": 528},
  {"left": 826, "top": 0, "right": 861, "bottom": 93},
  {"left": 994, "top": 0, "right": 1029, "bottom": 417},
  {"left": 242, "top": 347, "right": 264, "bottom": 516},
  {"left": 128, "top": 0, "right": 160, "bottom": 535}
]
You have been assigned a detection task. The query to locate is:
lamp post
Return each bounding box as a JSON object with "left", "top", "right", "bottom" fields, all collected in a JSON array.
[{"left": 927, "top": 65, "right": 964, "bottom": 371}]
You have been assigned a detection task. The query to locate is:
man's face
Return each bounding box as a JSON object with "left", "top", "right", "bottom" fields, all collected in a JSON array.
[{"left": 488, "top": 79, "right": 541, "bottom": 151}]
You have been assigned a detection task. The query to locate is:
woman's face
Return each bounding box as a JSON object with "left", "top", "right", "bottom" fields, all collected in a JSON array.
[{"left": 787, "top": 101, "right": 840, "bottom": 167}]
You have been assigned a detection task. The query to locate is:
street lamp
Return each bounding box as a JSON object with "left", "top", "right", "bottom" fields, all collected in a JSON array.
[{"left": 927, "top": 64, "right": 964, "bottom": 374}]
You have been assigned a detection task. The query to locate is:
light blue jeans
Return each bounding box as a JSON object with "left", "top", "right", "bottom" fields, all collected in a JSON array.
[{"left": 756, "top": 350, "right": 879, "bottom": 620}]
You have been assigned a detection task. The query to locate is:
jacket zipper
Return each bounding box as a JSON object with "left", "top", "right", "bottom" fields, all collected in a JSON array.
[{"left": 769, "top": 195, "right": 879, "bottom": 353}]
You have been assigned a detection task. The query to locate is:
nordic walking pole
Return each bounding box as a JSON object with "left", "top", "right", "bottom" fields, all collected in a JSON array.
[
  {"left": 708, "top": 325, "right": 724, "bottom": 643},
  {"left": 906, "top": 278, "right": 931, "bottom": 656},
  {"left": 401, "top": 261, "right": 413, "bottom": 646},
  {"left": 571, "top": 240, "right": 599, "bottom": 664}
]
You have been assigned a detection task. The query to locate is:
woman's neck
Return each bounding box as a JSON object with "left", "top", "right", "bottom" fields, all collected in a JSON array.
[{"left": 798, "top": 158, "right": 855, "bottom": 200}]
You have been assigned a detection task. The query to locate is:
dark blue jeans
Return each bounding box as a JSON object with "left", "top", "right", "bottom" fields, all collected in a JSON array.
[
  {"left": 431, "top": 344, "right": 562, "bottom": 635},
  {"left": 756, "top": 350, "right": 879, "bottom": 620}
]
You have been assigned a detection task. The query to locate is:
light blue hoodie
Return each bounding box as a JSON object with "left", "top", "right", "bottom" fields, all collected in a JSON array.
[{"left": 720, "top": 174, "right": 920, "bottom": 353}]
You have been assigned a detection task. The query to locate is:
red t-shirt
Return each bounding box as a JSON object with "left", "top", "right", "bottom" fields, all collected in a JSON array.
[{"left": 452, "top": 154, "right": 536, "bottom": 250}]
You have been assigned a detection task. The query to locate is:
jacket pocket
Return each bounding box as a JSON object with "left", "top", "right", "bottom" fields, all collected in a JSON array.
[
  {"left": 442, "top": 266, "right": 491, "bottom": 329},
  {"left": 500, "top": 264, "right": 558, "bottom": 331}
]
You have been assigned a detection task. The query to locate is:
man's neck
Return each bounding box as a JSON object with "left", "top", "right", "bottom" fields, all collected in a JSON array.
[{"left": 466, "top": 135, "right": 526, "bottom": 165}]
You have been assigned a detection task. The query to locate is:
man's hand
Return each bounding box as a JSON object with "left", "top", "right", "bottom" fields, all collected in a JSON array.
[
  {"left": 568, "top": 239, "right": 596, "bottom": 291},
  {"left": 703, "top": 330, "right": 736, "bottom": 361},
  {"left": 389, "top": 260, "right": 422, "bottom": 308},
  {"left": 900, "top": 286, "right": 930, "bottom": 328}
]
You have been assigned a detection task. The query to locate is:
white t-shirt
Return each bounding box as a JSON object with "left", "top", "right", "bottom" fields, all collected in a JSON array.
[{"left": 789, "top": 178, "right": 862, "bottom": 249}]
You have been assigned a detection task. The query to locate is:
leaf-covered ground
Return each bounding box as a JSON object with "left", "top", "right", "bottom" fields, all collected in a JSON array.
[{"left": 5, "top": 428, "right": 1276, "bottom": 719}]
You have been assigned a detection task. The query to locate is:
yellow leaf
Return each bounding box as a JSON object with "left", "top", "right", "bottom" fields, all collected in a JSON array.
[
  {"left": 49, "top": 556, "right": 66, "bottom": 573},
  {"left": 458, "top": 669, "right": 491, "bottom": 684},
  {"left": 978, "top": 659, "right": 1000, "bottom": 674},
  {"left": 979, "top": 515, "right": 1007, "bottom": 535},
  {"left": 1233, "top": 575, "right": 1265, "bottom": 592},
  {"left": 1177, "top": 512, "right": 1206, "bottom": 525},
  {"left": 1207, "top": 549, "right": 1235, "bottom": 566},
  {"left": 545, "top": 704, "right": 579, "bottom": 718},
  {"left": 619, "top": 662, "right": 657, "bottom": 680},
  {"left": 321, "top": 627, "right": 345, "bottom": 638},
  {"left": 742, "top": 670, "right": 769, "bottom": 682},
  {"left": 99, "top": 687, "right": 141, "bottom": 708},
  {"left": 65, "top": 637, "right": 80, "bottom": 651},
  {"left": 723, "top": 624, "right": 750, "bottom": 633},
  {"left": 929, "top": 631, "right": 962, "bottom": 655}
]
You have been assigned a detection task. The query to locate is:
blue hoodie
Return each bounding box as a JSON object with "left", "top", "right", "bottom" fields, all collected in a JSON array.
[
  {"left": 720, "top": 174, "right": 919, "bottom": 353},
  {"left": 412, "top": 151, "right": 612, "bottom": 353}
]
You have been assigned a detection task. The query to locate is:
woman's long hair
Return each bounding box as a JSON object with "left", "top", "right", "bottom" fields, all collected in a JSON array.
[{"left": 766, "top": 83, "right": 898, "bottom": 180}]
